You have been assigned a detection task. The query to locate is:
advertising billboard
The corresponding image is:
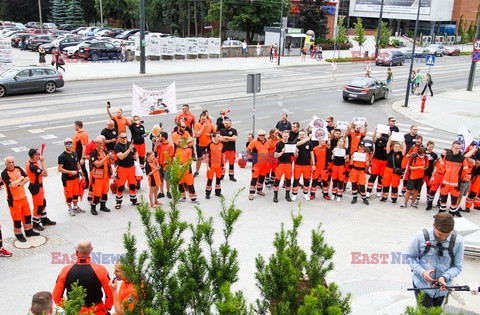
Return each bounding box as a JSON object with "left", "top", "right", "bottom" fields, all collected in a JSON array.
[{"left": 354, "top": 0, "right": 432, "bottom": 15}]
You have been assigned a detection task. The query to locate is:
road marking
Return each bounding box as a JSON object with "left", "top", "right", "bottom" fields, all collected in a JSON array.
[
  {"left": 28, "top": 129, "right": 45, "bottom": 134},
  {"left": 232, "top": 121, "right": 242, "bottom": 124},
  {"left": 0, "top": 133, "right": 5, "bottom": 138},
  {"left": 0, "top": 140, "right": 18, "bottom": 145},
  {"left": 44, "top": 119, "right": 107, "bottom": 130},
  {"left": 40, "top": 134, "right": 58, "bottom": 139},
  {"left": 52, "top": 140, "right": 65, "bottom": 146},
  {"left": 18, "top": 124, "right": 32, "bottom": 128},
  {"left": 257, "top": 115, "right": 271, "bottom": 120},
  {"left": 11, "top": 146, "right": 29, "bottom": 152},
  {"left": 304, "top": 108, "right": 318, "bottom": 112}
]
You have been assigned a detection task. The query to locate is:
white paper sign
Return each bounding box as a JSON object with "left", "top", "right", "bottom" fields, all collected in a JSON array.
[
  {"left": 311, "top": 128, "right": 329, "bottom": 141},
  {"left": 336, "top": 121, "right": 349, "bottom": 130},
  {"left": 284, "top": 144, "right": 296, "bottom": 153},
  {"left": 377, "top": 124, "right": 390, "bottom": 135},
  {"left": 333, "top": 148, "right": 346, "bottom": 157},
  {"left": 353, "top": 117, "right": 366, "bottom": 126},
  {"left": 390, "top": 132, "right": 405, "bottom": 142},
  {"left": 352, "top": 152, "right": 367, "bottom": 162},
  {"left": 309, "top": 116, "right": 327, "bottom": 129}
]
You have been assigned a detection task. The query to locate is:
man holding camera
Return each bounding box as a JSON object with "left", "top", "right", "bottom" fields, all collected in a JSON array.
[{"left": 406, "top": 212, "right": 464, "bottom": 308}]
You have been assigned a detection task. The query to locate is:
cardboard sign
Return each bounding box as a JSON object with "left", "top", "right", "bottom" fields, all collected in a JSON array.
[
  {"left": 352, "top": 152, "right": 367, "bottom": 162},
  {"left": 284, "top": 144, "right": 296, "bottom": 153},
  {"left": 390, "top": 132, "right": 405, "bottom": 142},
  {"left": 333, "top": 148, "right": 346, "bottom": 157},
  {"left": 336, "top": 121, "right": 349, "bottom": 130},
  {"left": 353, "top": 117, "right": 366, "bottom": 126},
  {"left": 377, "top": 124, "right": 390, "bottom": 135}
]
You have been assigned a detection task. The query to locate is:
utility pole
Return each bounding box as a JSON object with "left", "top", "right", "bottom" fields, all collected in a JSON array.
[
  {"left": 403, "top": 0, "right": 422, "bottom": 108},
  {"left": 332, "top": 1, "right": 339, "bottom": 59},
  {"left": 140, "top": 0, "right": 145, "bottom": 74},
  {"left": 100, "top": 0, "right": 104, "bottom": 27},
  {"left": 219, "top": 0, "right": 223, "bottom": 40},
  {"left": 38, "top": 0, "right": 43, "bottom": 33},
  {"left": 374, "top": 0, "right": 384, "bottom": 59},
  {"left": 278, "top": 0, "right": 284, "bottom": 66},
  {"left": 466, "top": 17, "right": 480, "bottom": 91}
]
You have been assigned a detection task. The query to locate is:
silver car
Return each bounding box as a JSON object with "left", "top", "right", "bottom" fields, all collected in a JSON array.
[{"left": 0, "top": 66, "right": 64, "bottom": 98}]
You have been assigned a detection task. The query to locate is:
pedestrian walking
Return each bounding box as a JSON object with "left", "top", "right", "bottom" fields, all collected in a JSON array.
[
  {"left": 365, "top": 61, "right": 372, "bottom": 77},
  {"left": 273, "top": 44, "right": 278, "bottom": 62},
  {"left": 301, "top": 45, "right": 307, "bottom": 61},
  {"left": 410, "top": 70, "right": 416, "bottom": 94},
  {"left": 21, "top": 34, "right": 27, "bottom": 51},
  {"left": 120, "top": 42, "right": 127, "bottom": 62},
  {"left": 386, "top": 67, "right": 393, "bottom": 90},
  {"left": 414, "top": 69, "right": 422, "bottom": 95},
  {"left": 421, "top": 73, "right": 434, "bottom": 97},
  {"left": 331, "top": 60, "right": 338, "bottom": 80},
  {"left": 256, "top": 42, "right": 261, "bottom": 58},
  {"left": 242, "top": 40, "right": 248, "bottom": 58},
  {"left": 52, "top": 49, "right": 65, "bottom": 72},
  {"left": 288, "top": 43, "right": 292, "bottom": 57},
  {"left": 38, "top": 45, "right": 46, "bottom": 65},
  {"left": 269, "top": 45, "right": 273, "bottom": 62}
]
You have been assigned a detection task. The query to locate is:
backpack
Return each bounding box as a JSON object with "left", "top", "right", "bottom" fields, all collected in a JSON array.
[{"left": 417, "top": 229, "right": 457, "bottom": 267}]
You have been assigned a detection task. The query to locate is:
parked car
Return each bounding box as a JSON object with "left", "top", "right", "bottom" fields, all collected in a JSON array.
[
  {"left": 403, "top": 48, "right": 429, "bottom": 59},
  {"left": 27, "top": 35, "right": 56, "bottom": 51},
  {"left": 0, "top": 66, "right": 64, "bottom": 98},
  {"left": 113, "top": 40, "right": 135, "bottom": 51},
  {"left": 11, "top": 33, "right": 31, "bottom": 47},
  {"left": 59, "top": 24, "right": 75, "bottom": 31},
  {"left": 115, "top": 29, "right": 139, "bottom": 39},
  {"left": 14, "top": 23, "right": 26, "bottom": 30},
  {"left": 343, "top": 77, "right": 389, "bottom": 104},
  {"left": 26, "top": 21, "right": 40, "bottom": 28},
  {"left": 96, "top": 29, "right": 115, "bottom": 37},
  {"left": 444, "top": 46, "right": 460, "bottom": 56},
  {"left": 127, "top": 31, "right": 150, "bottom": 41},
  {"left": 78, "top": 41, "right": 122, "bottom": 61},
  {"left": 30, "top": 29, "right": 52, "bottom": 36},
  {"left": 42, "top": 37, "right": 81, "bottom": 53},
  {"left": 63, "top": 42, "right": 92, "bottom": 58},
  {"left": 376, "top": 50, "right": 405, "bottom": 66},
  {"left": 42, "top": 23, "right": 57, "bottom": 30},
  {"left": 424, "top": 44, "right": 445, "bottom": 56},
  {"left": 71, "top": 26, "right": 88, "bottom": 34},
  {"left": 222, "top": 40, "right": 243, "bottom": 47}
]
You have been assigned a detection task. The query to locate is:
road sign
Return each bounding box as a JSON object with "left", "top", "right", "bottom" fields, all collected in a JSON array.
[
  {"left": 472, "top": 51, "right": 480, "bottom": 63},
  {"left": 474, "top": 40, "right": 480, "bottom": 51},
  {"left": 247, "top": 73, "right": 261, "bottom": 93},
  {"left": 425, "top": 55, "right": 435, "bottom": 66}
]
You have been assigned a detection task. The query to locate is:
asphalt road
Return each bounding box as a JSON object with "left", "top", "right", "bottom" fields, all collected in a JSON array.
[{"left": 0, "top": 55, "right": 477, "bottom": 168}]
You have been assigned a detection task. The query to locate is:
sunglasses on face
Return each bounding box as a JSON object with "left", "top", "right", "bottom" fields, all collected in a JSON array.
[
  {"left": 120, "top": 136, "right": 127, "bottom": 139},
  {"left": 65, "top": 143, "right": 73, "bottom": 146}
]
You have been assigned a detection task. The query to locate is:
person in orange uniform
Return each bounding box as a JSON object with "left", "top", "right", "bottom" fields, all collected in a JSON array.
[
  {"left": 1, "top": 156, "right": 40, "bottom": 242},
  {"left": 194, "top": 113, "right": 215, "bottom": 177},
  {"left": 265, "top": 128, "right": 279, "bottom": 188},
  {"left": 246, "top": 130, "right": 270, "bottom": 200},
  {"left": 349, "top": 141, "right": 371, "bottom": 205},
  {"left": 90, "top": 137, "right": 114, "bottom": 215},
  {"left": 401, "top": 135, "right": 424, "bottom": 196},
  {"left": 426, "top": 148, "right": 447, "bottom": 210},
  {"left": 26, "top": 148, "right": 55, "bottom": 231},
  {"left": 145, "top": 151, "right": 161, "bottom": 208},
  {"left": 273, "top": 130, "right": 294, "bottom": 203},
  {"left": 172, "top": 121, "right": 194, "bottom": 149},
  {"left": 114, "top": 132, "right": 140, "bottom": 209},
  {"left": 219, "top": 118, "right": 238, "bottom": 182},
  {"left": 107, "top": 102, "right": 131, "bottom": 134},
  {"left": 53, "top": 240, "right": 113, "bottom": 315},
  {"left": 155, "top": 131, "right": 174, "bottom": 199},
  {"left": 129, "top": 115, "right": 148, "bottom": 176},
  {"left": 311, "top": 139, "right": 330, "bottom": 200},
  {"left": 464, "top": 150, "right": 480, "bottom": 211},
  {"left": 401, "top": 146, "right": 428, "bottom": 208},
  {"left": 205, "top": 132, "right": 224, "bottom": 199},
  {"left": 175, "top": 104, "right": 197, "bottom": 129},
  {"left": 346, "top": 120, "right": 368, "bottom": 156},
  {"left": 176, "top": 137, "right": 199, "bottom": 204},
  {"left": 108, "top": 262, "right": 138, "bottom": 315},
  {"left": 73, "top": 120, "right": 90, "bottom": 188},
  {"left": 58, "top": 138, "right": 85, "bottom": 216},
  {"left": 381, "top": 139, "right": 406, "bottom": 203},
  {"left": 366, "top": 130, "right": 388, "bottom": 198}
]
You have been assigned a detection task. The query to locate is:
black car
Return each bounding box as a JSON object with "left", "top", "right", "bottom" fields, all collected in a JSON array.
[
  {"left": 42, "top": 37, "right": 81, "bottom": 53},
  {"left": 0, "top": 66, "right": 64, "bottom": 97},
  {"left": 78, "top": 41, "right": 122, "bottom": 61},
  {"left": 115, "top": 29, "right": 139, "bottom": 39},
  {"left": 27, "top": 35, "right": 56, "bottom": 51},
  {"left": 375, "top": 50, "right": 405, "bottom": 66},
  {"left": 343, "top": 77, "right": 389, "bottom": 104},
  {"left": 11, "top": 33, "right": 31, "bottom": 47},
  {"left": 59, "top": 24, "right": 75, "bottom": 31}
]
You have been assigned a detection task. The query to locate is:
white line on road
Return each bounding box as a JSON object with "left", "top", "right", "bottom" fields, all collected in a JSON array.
[
  {"left": 18, "top": 124, "right": 32, "bottom": 128},
  {"left": 304, "top": 108, "right": 318, "bottom": 112},
  {"left": 0, "top": 133, "right": 5, "bottom": 138},
  {"left": 232, "top": 121, "right": 242, "bottom": 124},
  {"left": 11, "top": 146, "right": 29, "bottom": 152},
  {"left": 28, "top": 129, "right": 46, "bottom": 134},
  {"left": 256, "top": 116, "right": 271, "bottom": 120},
  {"left": 40, "top": 134, "right": 58, "bottom": 140},
  {"left": 0, "top": 140, "right": 18, "bottom": 145}
]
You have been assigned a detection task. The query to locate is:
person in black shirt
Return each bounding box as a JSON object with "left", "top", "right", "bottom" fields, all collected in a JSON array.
[
  {"left": 289, "top": 122, "right": 300, "bottom": 143},
  {"left": 58, "top": 138, "right": 84, "bottom": 216},
  {"left": 273, "top": 130, "right": 294, "bottom": 203},
  {"left": 387, "top": 116, "right": 399, "bottom": 136},
  {"left": 113, "top": 132, "right": 140, "bottom": 209},
  {"left": 101, "top": 120, "right": 118, "bottom": 152},
  {"left": 424, "top": 140, "right": 438, "bottom": 209},
  {"left": 219, "top": 118, "right": 238, "bottom": 181},
  {"left": 325, "top": 116, "right": 335, "bottom": 134},
  {"left": 380, "top": 139, "right": 406, "bottom": 203},
  {"left": 292, "top": 130, "right": 314, "bottom": 201},
  {"left": 404, "top": 125, "right": 418, "bottom": 154},
  {"left": 367, "top": 130, "right": 389, "bottom": 197},
  {"left": 129, "top": 115, "right": 148, "bottom": 175},
  {"left": 216, "top": 109, "right": 229, "bottom": 131},
  {"left": 275, "top": 113, "right": 292, "bottom": 132}
]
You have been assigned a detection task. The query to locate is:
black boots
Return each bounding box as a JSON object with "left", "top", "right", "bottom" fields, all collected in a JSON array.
[
  {"left": 100, "top": 202, "right": 110, "bottom": 212},
  {"left": 273, "top": 191, "right": 278, "bottom": 203},
  {"left": 91, "top": 204, "right": 98, "bottom": 215},
  {"left": 285, "top": 191, "right": 292, "bottom": 202}
]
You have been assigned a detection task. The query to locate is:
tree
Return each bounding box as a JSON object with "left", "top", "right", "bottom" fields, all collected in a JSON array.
[
  {"left": 458, "top": 16, "right": 467, "bottom": 44},
  {"left": 467, "top": 21, "right": 476, "bottom": 42},
  {"left": 353, "top": 18, "right": 366, "bottom": 54},
  {"left": 66, "top": 0, "right": 84, "bottom": 26},
  {"left": 0, "top": 0, "right": 51, "bottom": 24},
  {"left": 335, "top": 16, "right": 348, "bottom": 44},
  {"left": 255, "top": 211, "right": 351, "bottom": 315},
  {"left": 295, "top": 0, "right": 328, "bottom": 40},
  {"left": 50, "top": 0, "right": 67, "bottom": 25},
  {"left": 53, "top": 281, "right": 87, "bottom": 315},
  {"left": 377, "top": 21, "right": 391, "bottom": 48}
]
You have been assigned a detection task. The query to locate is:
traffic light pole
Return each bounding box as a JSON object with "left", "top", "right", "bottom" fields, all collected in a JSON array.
[
  {"left": 466, "top": 18, "right": 480, "bottom": 91},
  {"left": 403, "top": 0, "right": 422, "bottom": 108}
]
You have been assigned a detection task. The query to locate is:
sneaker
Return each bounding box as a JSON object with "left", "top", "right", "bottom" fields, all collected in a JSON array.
[
  {"left": 193, "top": 172, "right": 199, "bottom": 178},
  {"left": 33, "top": 222, "right": 44, "bottom": 231},
  {"left": 303, "top": 193, "right": 310, "bottom": 201},
  {"left": 291, "top": 194, "right": 297, "bottom": 201},
  {"left": 380, "top": 197, "right": 387, "bottom": 202},
  {"left": 68, "top": 208, "right": 76, "bottom": 216},
  {"left": 376, "top": 192, "right": 382, "bottom": 197},
  {"left": 366, "top": 192, "right": 371, "bottom": 198},
  {"left": 167, "top": 192, "right": 172, "bottom": 199},
  {"left": 0, "top": 247, "right": 12, "bottom": 257},
  {"left": 249, "top": 194, "right": 254, "bottom": 200},
  {"left": 363, "top": 199, "right": 369, "bottom": 205},
  {"left": 400, "top": 204, "right": 407, "bottom": 208},
  {"left": 179, "top": 197, "right": 186, "bottom": 203},
  {"left": 25, "top": 229, "right": 40, "bottom": 237},
  {"left": 157, "top": 193, "right": 165, "bottom": 198},
  {"left": 411, "top": 204, "right": 418, "bottom": 209},
  {"left": 257, "top": 191, "right": 265, "bottom": 196},
  {"left": 229, "top": 177, "right": 237, "bottom": 182},
  {"left": 191, "top": 200, "right": 200, "bottom": 205},
  {"left": 336, "top": 196, "right": 341, "bottom": 202},
  {"left": 73, "top": 206, "right": 85, "bottom": 213},
  {"left": 414, "top": 200, "right": 419, "bottom": 206},
  {"left": 450, "top": 210, "right": 462, "bottom": 217},
  {"left": 459, "top": 207, "right": 470, "bottom": 213},
  {"left": 41, "top": 217, "right": 56, "bottom": 226}
]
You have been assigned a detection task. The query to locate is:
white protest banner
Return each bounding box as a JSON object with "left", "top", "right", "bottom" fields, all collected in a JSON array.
[
  {"left": 175, "top": 38, "right": 187, "bottom": 55},
  {"left": 333, "top": 148, "right": 346, "bottom": 157},
  {"left": 198, "top": 38, "right": 209, "bottom": 55},
  {"left": 353, "top": 117, "right": 366, "bottom": 126},
  {"left": 284, "top": 144, "right": 296, "bottom": 153},
  {"left": 208, "top": 37, "right": 221, "bottom": 55},
  {"left": 457, "top": 124, "right": 474, "bottom": 153},
  {"left": 390, "top": 132, "right": 404, "bottom": 142},
  {"left": 377, "top": 124, "right": 390, "bottom": 135},
  {"left": 311, "top": 128, "right": 329, "bottom": 141},
  {"left": 132, "top": 82, "right": 177, "bottom": 116},
  {"left": 336, "top": 121, "right": 349, "bottom": 130},
  {"left": 352, "top": 152, "right": 367, "bottom": 162},
  {"left": 309, "top": 116, "right": 327, "bottom": 129},
  {"left": 187, "top": 38, "right": 198, "bottom": 55}
]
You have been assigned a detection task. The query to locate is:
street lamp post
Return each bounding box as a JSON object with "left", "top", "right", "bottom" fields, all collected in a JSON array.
[
  {"left": 278, "top": 0, "right": 284, "bottom": 66},
  {"left": 403, "top": 0, "right": 422, "bottom": 108},
  {"left": 100, "top": 0, "right": 104, "bottom": 27},
  {"left": 374, "top": 0, "right": 384, "bottom": 59},
  {"left": 140, "top": 0, "right": 145, "bottom": 74},
  {"left": 38, "top": 0, "right": 43, "bottom": 32},
  {"left": 331, "top": 1, "right": 340, "bottom": 60}
]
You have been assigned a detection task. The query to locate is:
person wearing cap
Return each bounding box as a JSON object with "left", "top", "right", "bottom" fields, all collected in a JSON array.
[
  {"left": 219, "top": 118, "right": 238, "bottom": 182},
  {"left": 406, "top": 212, "right": 464, "bottom": 308},
  {"left": 349, "top": 141, "right": 370, "bottom": 205},
  {"left": 58, "top": 138, "right": 85, "bottom": 216},
  {"left": 1, "top": 156, "right": 40, "bottom": 242}
]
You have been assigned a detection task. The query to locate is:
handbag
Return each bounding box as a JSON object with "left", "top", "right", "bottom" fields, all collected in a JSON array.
[{"left": 392, "top": 153, "right": 403, "bottom": 175}]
